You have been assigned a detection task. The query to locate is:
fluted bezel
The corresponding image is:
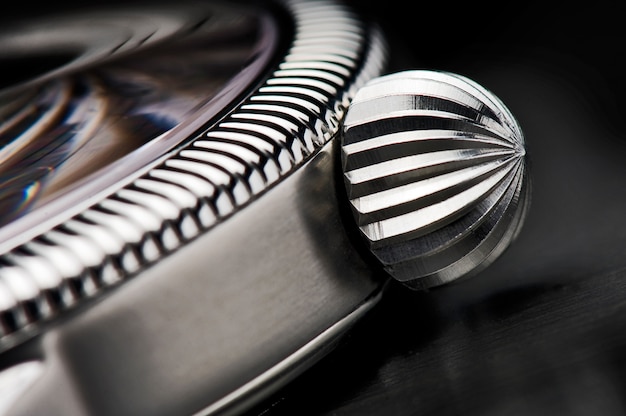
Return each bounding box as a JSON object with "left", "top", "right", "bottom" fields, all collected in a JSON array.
[{"left": 0, "top": 0, "right": 387, "bottom": 351}]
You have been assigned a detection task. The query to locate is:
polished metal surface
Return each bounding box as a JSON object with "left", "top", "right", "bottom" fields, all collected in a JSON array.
[
  {"left": 244, "top": 1, "right": 626, "bottom": 412},
  {"left": 0, "top": 0, "right": 386, "bottom": 353},
  {"left": 0, "top": 0, "right": 280, "bottom": 348},
  {"left": 341, "top": 70, "right": 529, "bottom": 289},
  {"left": 2, "top": 142, "right": 385, "bottom": 416},
  {"left": 0, "top": 361, "right": 43, "bottom": 415},
  {"left": 0, "top": 0, "right": 390, "bottom": 414}
]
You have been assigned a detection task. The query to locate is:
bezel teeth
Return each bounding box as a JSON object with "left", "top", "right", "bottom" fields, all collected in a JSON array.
[{"left": 0, "top": 0, "right": 388, "bottom": 351}]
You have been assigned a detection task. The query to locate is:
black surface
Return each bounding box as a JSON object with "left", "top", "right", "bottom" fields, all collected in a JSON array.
[
  {"left": 246, "top": 1, "right": 626, "bottom": 415},
  {"left": 3, "top": 0, "right": 625, "bottom": 414}
]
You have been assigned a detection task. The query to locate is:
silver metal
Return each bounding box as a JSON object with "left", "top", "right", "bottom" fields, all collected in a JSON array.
[
  {"left": 0, "top": 361, "right": 44, "bottom": 415},
  {"left": 0, "top": 1, "right": 530, "bottom": 414},
  {"left": 192, "top": 283, "right": 385, "bottom": 416},
  {"left": 0, "top": 1, "right": 389, "bottom": 415},
  {"left": 2, "top": 142, "right": 386, "bottom": 416},
  {"left": 341, "top": 70, "right": 529, "bottom": 290},
  {"left": 0, "top": 0, "right": 386, "bottom": 352}
]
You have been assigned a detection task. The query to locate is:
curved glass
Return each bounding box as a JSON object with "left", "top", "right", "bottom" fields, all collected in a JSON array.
[{"left": 0, "top": 1, "right": 278, "bottom": 235}]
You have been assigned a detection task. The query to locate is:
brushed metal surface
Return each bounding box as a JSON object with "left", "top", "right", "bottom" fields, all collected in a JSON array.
[{"left": 1, "top": 142, "right": 385, "bottom": 416}]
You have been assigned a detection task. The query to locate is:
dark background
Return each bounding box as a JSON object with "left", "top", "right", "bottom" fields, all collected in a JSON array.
[
  {"left": 3, "top": 0, "right": 625, "bottom": 414},
  {"left": 248, "top": 1, "right": 626, "bottom": 415}
]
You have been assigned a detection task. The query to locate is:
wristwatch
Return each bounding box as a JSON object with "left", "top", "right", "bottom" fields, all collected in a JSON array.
[{"left": 0, "top": 0, "right": 534, "bottom": 415}]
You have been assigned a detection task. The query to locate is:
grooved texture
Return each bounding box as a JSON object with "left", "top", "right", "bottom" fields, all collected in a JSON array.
[
  {"left": 0, "top": 0, "right": 387, "bottom": 351},
  {"left": 341, "top": 70, "right": 528, "bottom": 289}
]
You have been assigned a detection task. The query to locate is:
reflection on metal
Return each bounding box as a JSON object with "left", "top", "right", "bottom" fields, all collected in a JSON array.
[
  {"left": 0, "top": 361, "right": 44, "bottom": 415},
  {"left": 0, "top": 0, "right": 387, "bottom": 353},
  {"left": 341, "top": 70, "right": 529, "bottom": 289},
  {"left": 193, "top": 285, "right": 385, "bottom": 416}
]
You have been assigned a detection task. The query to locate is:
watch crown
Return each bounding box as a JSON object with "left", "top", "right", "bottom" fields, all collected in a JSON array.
[{"left": 341, "top": 70, "right": 529, "bottom": 290}]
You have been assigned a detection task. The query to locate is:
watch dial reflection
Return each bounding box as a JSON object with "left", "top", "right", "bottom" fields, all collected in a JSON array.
[{"left": 0, "top": 2, "right": 275, "bottom": 229}]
